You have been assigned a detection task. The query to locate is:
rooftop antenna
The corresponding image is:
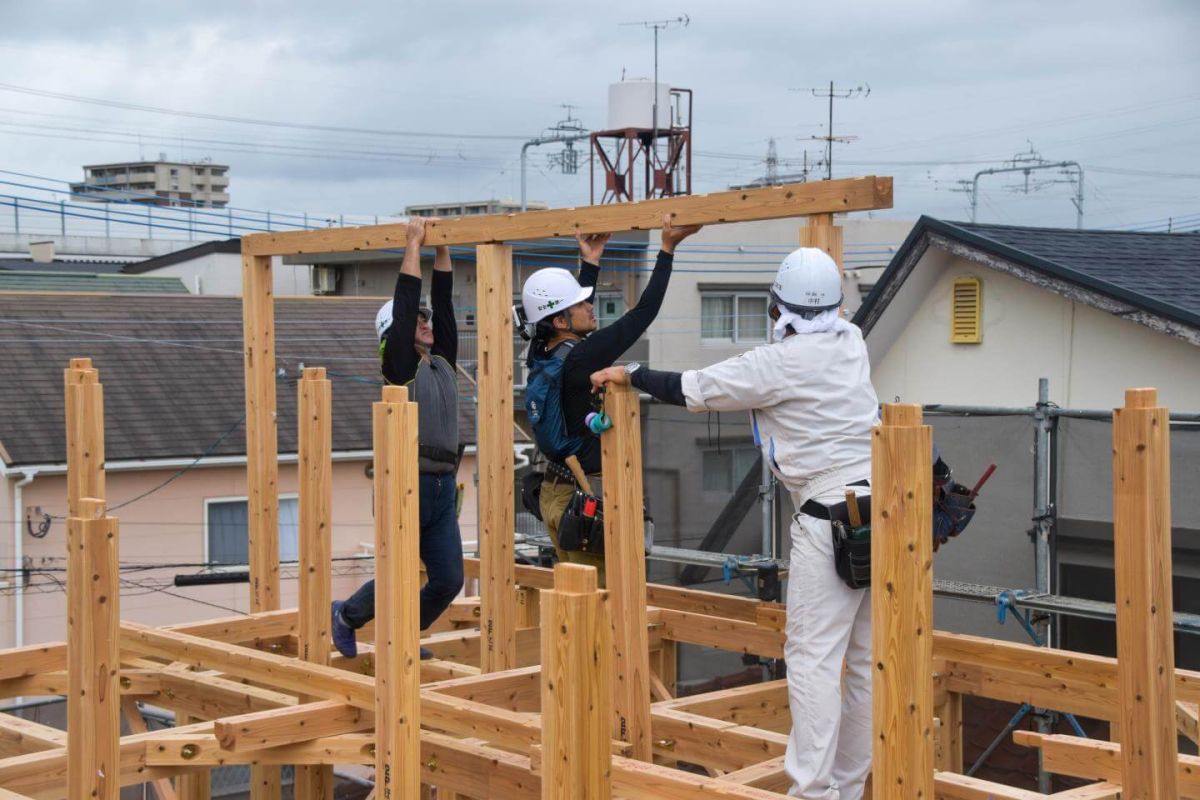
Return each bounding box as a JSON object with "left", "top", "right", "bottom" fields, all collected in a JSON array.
[
  {"left": 619, "top": 15, "right": 690, "bottom": 165},
  {"left": 790, "top": 82, "right": 869, "bottom": 180}
]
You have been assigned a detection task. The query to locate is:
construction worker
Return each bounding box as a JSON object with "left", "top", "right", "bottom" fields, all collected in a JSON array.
[
  {"left": 331, "top": 216, "right": 464, "bottom": 660},
  {"left": 519, "top": 214, "right": 701, "bottom": 584},
  {"left": 590, "top": 247, "right": 878, "bottom": 800}
]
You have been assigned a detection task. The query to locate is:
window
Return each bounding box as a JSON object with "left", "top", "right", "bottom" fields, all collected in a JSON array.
[
  {"left": 206, "top": 496, "right": 299, "bottom": 566},
  {"left": 701, "top": 292, "right": 771, "bottom": 343},
  {"left": 595, "top": 293, "right": 625, "bottom": 328},
  {"left": 702, "top": 447, "right": 760, "bottom": 493}
]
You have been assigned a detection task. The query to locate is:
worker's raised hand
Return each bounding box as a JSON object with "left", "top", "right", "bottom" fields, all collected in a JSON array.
[
  {"left": 576, "top": 231, "right": 611, "bottom": 264},
  {"left": 590, "top": 365, "right": 629, "bottom": 393},
  {"left": 406, "top": 216, "right": 427, "bottom": 249},
  {"left": 660, "top": 213, "right": 703, "bottom": 254}
]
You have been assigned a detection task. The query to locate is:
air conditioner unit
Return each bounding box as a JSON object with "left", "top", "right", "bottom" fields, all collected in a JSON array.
[{"left": 311, "top": 265, "right": 339, "bottom": 295}]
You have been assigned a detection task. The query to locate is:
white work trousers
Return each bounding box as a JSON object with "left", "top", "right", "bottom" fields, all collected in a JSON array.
[{"left": 783, "top": 493, "right": 872, "bottom": 800}]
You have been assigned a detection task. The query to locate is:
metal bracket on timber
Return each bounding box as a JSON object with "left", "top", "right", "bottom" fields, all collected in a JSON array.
[{"left": 240, "top": 176, "right": 892, "bottom": 255}]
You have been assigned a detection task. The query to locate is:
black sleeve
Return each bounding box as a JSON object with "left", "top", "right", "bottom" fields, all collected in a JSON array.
[
  {"left": 578, "top": 260, "right": 600, "bottom": 290},
  {"left": 565, "top": 250, "right": 674, "bottom": 375},
  {"left": 381, "top": 273, "right": 422, "bottom": 385},
  {"left": 631, "top": 367, "right": 685, "bottom": 406},
  {"left": 429, "top": 269, "right": 457, "bottom": 367}
]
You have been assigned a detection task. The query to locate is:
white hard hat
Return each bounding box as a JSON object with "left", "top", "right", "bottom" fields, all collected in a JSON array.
[
  {"left": 771, "top": 248, "right": 842, "bottom": 315},
  {"left": 521, "top": 268, "right": 593, "bottom": 325},
  {"left": 374, "top": 300, "right": 431, "bottom": 339}
]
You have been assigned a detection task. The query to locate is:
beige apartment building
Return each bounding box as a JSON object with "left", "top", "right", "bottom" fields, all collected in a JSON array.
[{"left": 70, "top": 157, "right": 230, "bottom": 207}]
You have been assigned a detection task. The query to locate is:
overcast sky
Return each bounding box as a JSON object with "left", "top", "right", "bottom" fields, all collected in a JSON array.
[{"left": 1, "top": 0, "right": 1197, "bottom": 231}]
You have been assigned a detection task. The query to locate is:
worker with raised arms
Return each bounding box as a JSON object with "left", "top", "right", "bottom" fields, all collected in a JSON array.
[
  {"left": 518, "top": 214, "right": 701, "bottom": 585},
  {"left": 331, "top": 215, "right": 464, "bottom": 660},
  {"left": 591, "top": 247, "right": 878, "bottom": 800}
]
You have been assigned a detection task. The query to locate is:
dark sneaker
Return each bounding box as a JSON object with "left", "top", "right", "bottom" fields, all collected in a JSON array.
[
  {"left": 331, "top": 601, "right": 358, "bottom": 659},
  {"left": 420, "top": 646, "right": 434, "bottom": 660}
]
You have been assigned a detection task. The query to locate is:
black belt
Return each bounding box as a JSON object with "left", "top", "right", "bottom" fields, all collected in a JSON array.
[
  {"left": 419, "top": 445, "right": 459, "bottom": 466},
  {"left": 545, "top": 460, "right": 597, "bottom": 487},
  {"left": 800, "top": 480, "right": 870, "bottom": 520}
]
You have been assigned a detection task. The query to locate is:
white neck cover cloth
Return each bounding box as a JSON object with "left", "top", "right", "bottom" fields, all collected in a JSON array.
[{"left": 772, "top": 307, "right": 856, "bottom": 341}]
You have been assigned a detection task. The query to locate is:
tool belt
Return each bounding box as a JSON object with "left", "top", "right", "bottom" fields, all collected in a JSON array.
[
  {"left": 802, "top": 481, "right": 872, "bottom": 591},
  {"left": 544, "top": 459, "right": 578, "bottom": 486},
  {"left": 557, "top": 489, "right": 605, "bottom": 554}
]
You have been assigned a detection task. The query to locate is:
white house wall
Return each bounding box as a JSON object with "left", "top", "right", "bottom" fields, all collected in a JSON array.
[{"left": 145, "top": 252, "right": 311, "bottom": 296}]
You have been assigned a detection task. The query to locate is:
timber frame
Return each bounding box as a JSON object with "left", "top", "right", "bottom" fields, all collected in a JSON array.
[{"left": 0, "top": 178, "right": 1190, "bottom": 800}]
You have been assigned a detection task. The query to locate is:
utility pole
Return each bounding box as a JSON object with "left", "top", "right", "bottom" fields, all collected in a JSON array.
[
  {"left": 791, "top": 82, "right": 869, "bottom": 180},
  {"left": 620, "top": 15, "right": 689, "bottom": 170},
  {"left": 968, "top": 144, "right": 1085, "bottom": 228},
  {"left": 520, "top": 105, "right": 589, "bottom": 211}
]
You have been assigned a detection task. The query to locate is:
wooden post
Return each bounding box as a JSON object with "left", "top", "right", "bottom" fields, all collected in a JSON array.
[
  {"left": 296, "top": 367, "right": 333, "bottom": 800},
  {"left": 64, "top": 358, "right": 105, "bottom": 518},
  {"left": 871, "top": 403, "right": 933, "bottom": 799},
  {"left": 600, "top": 383, "right": 652, "bottom": 761},
  {"left": 800, "top": 213, "right": 844, "bottom": 272},
  {"left": 475, "top": 243, "right": 517, "bottom": 673},
  {"left": 1113, "top": 387, "right": 1178, "bottom": 799},
  {"left": 541, "top": 563, "right": 612, "bottom": 800},
  {"left": 242, "top": 251, "right": 282, "bottom": 800},
  {"left": 375, "top": 385, "right": 422, "bottom": 799},
  {"left": 932, "top": 687, "right": 963, "bottom": 773},
  {"left": 175, "top": 712, "right": 211, "bottom": 800},
  {"left": 67, "top": 497, "right": 119, "bottom": 800}
]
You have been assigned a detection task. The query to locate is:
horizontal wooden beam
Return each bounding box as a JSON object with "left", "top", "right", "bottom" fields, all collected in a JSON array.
[
  {"left": 145, "top": 732, "right": 373, "bottom": 767},
  {"left": 241, "top": 177, "right": 893, "bottom": 255},
  {"left": 213, "top": 700, "right": 371, "bottom": 752},
  {"left": 650, "top": 709, "right": 787, "bottom": 772},
  {"left": 0, "top": 714, "right": 66, "bottom": 759},
  {"left": 932, "top": 771, "right": 1046, "bottom": 799},
  {"left": 654, "top": 680, "right": 790, "bottom": 734},
  {"left": 655, "top": 609, "right": 784, "bottom": 658},
  {"left": 611, "top": 756, "right": 792, "bottom": 799},
  {"left": 719, "top": 756, "right": 789, "bottom": 793},
  {"left": 1014, "top": 730, "right": 1200, "bottom": 798}
]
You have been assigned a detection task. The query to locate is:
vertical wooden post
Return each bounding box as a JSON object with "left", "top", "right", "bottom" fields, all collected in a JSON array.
[
  {"left": 1113, "top": 387, "right": 1178, "bottom": 799},
  {"left": 932, "top": 684, "right": 963, "bottom": 773},
  {"left": 375, "top": 385, "right": 421, "bottom": 800},
  {"left": 600, "top": 383, "right": 652, "bottom": 761},
  {"left": 800, "top": 213, "right": 844, "bottom": 272},
  {"left": 176, "top": 712, "right": 212, "bottom": 800},
  {"left": 296, "top": 368, "right": 333, "bottom": 800},
  {"left": 242, "top": 251, "right": 282, "bottom": 800},
  {"left": 67, "top": 497, "right": 119, "bottom": 800},
  {"left": 475, "top": 243, "right": 517, "bottom": 672},
  {"left": 541, "top": 563, "right": 612, "bottom": 800},
  {"left": 64, "top": 358, "right": 105, "bottom": 518},
  {"left": 872, "top": 403, "right": 933, "bottom": 799}
]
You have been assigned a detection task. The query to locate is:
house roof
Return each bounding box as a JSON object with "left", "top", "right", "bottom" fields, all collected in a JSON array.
[
  {"left": 123, "top": 238, "right": 242, "bottom": 275},
  {"left": 0, "top": 259, "right": 130, "bottom": 274},
  {"left": 0, "top": 293, "right": 479, "bottom": 467},
  {"left": 854, "top": 217, "right": 1200, "bottom": 336},
  {"left": 0, "top": 271, "right": 188, "bottom": 294}
]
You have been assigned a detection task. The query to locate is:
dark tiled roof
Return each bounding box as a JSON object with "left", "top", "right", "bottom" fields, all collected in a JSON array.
[
  {"left": 0, "top": 294, "right": 478, "bottom": 466},
  {"left": 855, "top": 217, "right": 1200, "bottom": 331},
  {"left": 123, "top": 238, "right": 241, "bottom": 275},
  {"left": 0, "top": 272, "right": 188, "bottom": 294},
  {"left": 0, "top": 259, "right": 130, "bottom": 274}
]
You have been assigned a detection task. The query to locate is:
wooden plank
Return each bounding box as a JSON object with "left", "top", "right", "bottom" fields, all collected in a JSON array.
[
  {"left": 145, "top": 733, "right": 375, "bottom": 767},
  {"left": 424, "top": 665, "right": 542, "bottom": 712},
  {"left": 1015, "top": 731, "right": 1200, "bottom": 798},
  {"left": 241, "top": 177, "right": 893, "bottom": 255},
  {"left": 655, "top": 609, "right": 784, "bottom": 659},
  {"left": 241, "top": 252, "right": 280, "bottom": 614},
  {"left": 156, "top": 669, "right": 297, "bottom": 719},
  {"left": 296, "top": 367, "right": 333, "bottom": 800},
  {"left": 600, "top": 383, "right": 652, "bottom": 761},
  {"left": 63, "top": 360, "right": 104, "bottom": 518},
  {"left": 374, "top": 385, "right": 422, "bottom": 799},
  {"left": 67, "top": 498, "right": 119, "bottom": 800},
  {"left": 541, "top": 564, "right": 612, "bottom": 799},
  {"left": 1048, "top": 783, "right": 1123, "bottom": 799},
  {"left": 420, "top": 692, "right": 540, "bottom": 752},
  {"left": 931, "top": 771, "right": 1044, "bottom": 800},
  {"left": 1112, "top": 387, "right": 1178, "bottom": 799},
  {"left": 0, "top": 714, "right": 66, "bottom": 757},
  {"left": 476, "top": 243, "right": 517, "bottom": 673},
  {"left": 720, "top": 756, "right": 789, "bottom": 793},
  {"left": 871, "top": 404, "right": 934, "bottom": 800},
  {"left": 650, "top": 709, "right": 787, "bottom": 773},
  {"left": 213, "top": 700, "right": 370, "bottom": 752},
  {"left": 933, "top": 690, "right": 963, "bottom": 773},
  {"left": 655, "top": 681, "right": 790, "bottom": 735},
  {"left": 610, "top": 756, "right": 794, "bottom": 799}
]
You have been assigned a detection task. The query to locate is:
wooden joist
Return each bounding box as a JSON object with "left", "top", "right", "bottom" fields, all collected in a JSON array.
[
  {"left": 1015, "top": 730, "right": 1200, "bottom": 798},
  {"left": 241, "top": 177, "right": 892, "bottom": 255},
  {"left": 213, "top": 700, "right": 370, "bottom": 752}
]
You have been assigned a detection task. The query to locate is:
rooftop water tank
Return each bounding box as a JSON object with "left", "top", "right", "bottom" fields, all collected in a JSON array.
[{"left": 607, "top": 81, "right": 672, "bottom": 130}]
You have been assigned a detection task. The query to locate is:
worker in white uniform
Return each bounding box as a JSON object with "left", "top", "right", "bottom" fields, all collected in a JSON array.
[{"left": 591, "top": 247, "right": 879, "bottom": 800}]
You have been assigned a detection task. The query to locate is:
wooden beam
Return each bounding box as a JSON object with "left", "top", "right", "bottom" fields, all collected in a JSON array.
[
  {"left": 541, "top": 564, "right": 612, "bottom": 799},
  {"left": 120, "top": 698, "right": 178, "bottom": 800},
  {"left": 719, "top": 756, "right": 789, "bottom": 793},
  {"left": 610, "top": 756, "right": 795, "bottom": 799},
  {"left": 296, "top": 367, "right": 334, "bottom": 800},
  {"left": 655, "top": 681, "right": 790, "bottom": 735},
  {"left": 241, "top": 177, "right": 893, "bottom": 256},
  {"left": 933, "top": 688, "right": 963, "bottom": 773},
  {"left": 155, "top": 669, "right": 297, "bottom": 719},
  {"left": 174, "top": 713, "right": 211, "bottom": 800},
  {"left": 654, "top": 609, "right": 784, "bottom": 658},
  {"left": 424, "top": 665, "right": 542, "bottom": 712},
  {"left": 600, "top": 383, "right": 653, "bottom": 761},
  {"left": 374, "top": 384, "right": 422, "bottom": 799},
  {"left": 145, "top": 733, "right": 375, "bottom": 767},
  {"left": 650, "top": 709, "right": 787, "bottom": 773},
  {"left": 241, "top": 252, "right": 280, "bottom": 614},
  {"left": 871, "top": 404, "right": 934, "bottom": 799},
  {"left": 1015, "top": 730, "right": 1200, "bottom": 799},
  {"left": 67, "top": 498, "right": 119, "bottom": 800},
  {"left": 476, "top": 243, "right": 517, "bottom": 673},
  {"left": 213, "top": 700, "right": 370, "bottom": 752},
  {"left": 1113, "top": 387, "right": 1178, "bottom": 799},
  {"left": 0, "top": 714, "right": 66, "bottom": 757},
  {"left": 63, "top": 359, "right": 104, "bottom": 518},
  {"left": 931, "top": 771, "right": 1045, "bottom": 800}
]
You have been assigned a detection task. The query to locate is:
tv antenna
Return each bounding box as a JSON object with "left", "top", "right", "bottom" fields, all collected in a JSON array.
[
  {"left": 619, "top": 15, "right": 690, "bottom": 156},
  {"left": 790, "top": 82, "right": 869, "bottom": 180}
]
